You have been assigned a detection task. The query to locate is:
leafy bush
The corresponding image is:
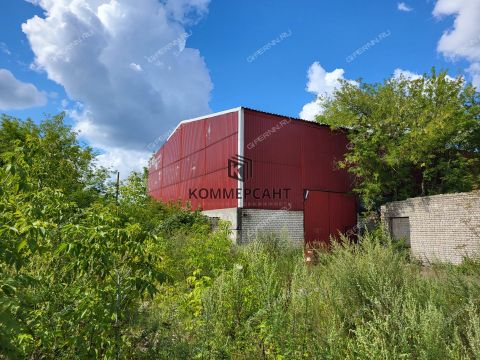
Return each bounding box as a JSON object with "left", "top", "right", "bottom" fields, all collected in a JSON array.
[
  {"left": 2, "top": 113, "right": 480, "bottom": 359},
  {"left": 0, "top": 115, "right": 232, "bottom": 358},
  {"left": 142, "top": 232, "right": 480, "bottom": 359}
]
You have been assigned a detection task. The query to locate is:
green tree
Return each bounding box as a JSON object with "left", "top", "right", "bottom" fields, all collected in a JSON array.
[
  {"left": 317, "top": 69, "right": 480, "bottom": 210},
  {"left": 0, "top": 114, "right": 164, "bottom": 358},
  {"left": 0, "top": 113, "right": 233, "bottom": 358},
  {"left": 0, "top": 113, "right": 108, "bottom": 207}
]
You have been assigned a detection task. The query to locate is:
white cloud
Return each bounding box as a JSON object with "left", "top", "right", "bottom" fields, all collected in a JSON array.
[
  {"left": 0, "top": 68, "right": 47, "bottom": 110},
  {"left": 299, "top": 62, "right": 353, "bottom": 121},
  {"left": 467, "top": 63, "right": 480, "bottom": 88},
  {"left": 95, "top": 146, "right": 151, "bottom": 177},
  {"left": 0, "top": 42, "right": 11, "bottom": 56},
  {"left": 393, "top": 68, "right": 458, "bottom": 82},
  {"left": 299, "top": 101, "right": 324, "bottom": 122},
  {"left": 397, "top": 2, "right": 413, "bottom": 12},
  {"left": 433, "top": 0, "right": 480, "bottom": 88},
  {"left": 129, "top": 63, "right": 143, "bottom": 72},
  {"left": 22, "top": 0, "right": 212, "bottom": 175},
  {"left": 305, "top": 63, "right": 346, "bottom": 95},
  {"left": 393, "top": 68, "right": 423, "bottom": 80}
]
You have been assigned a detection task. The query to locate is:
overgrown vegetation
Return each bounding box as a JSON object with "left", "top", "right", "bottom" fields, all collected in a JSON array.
[
  {"left": 0, "top": 113, "right": 233, "bottom": 358},
  {"left": 163, "top": 233, "right": 480, "bottom": 359},
  {"left": 1, "top": 113, "right": 480, "bottom": 359},
  {"left": 317, "top": 69, "right": 480, "bottom": 210}
]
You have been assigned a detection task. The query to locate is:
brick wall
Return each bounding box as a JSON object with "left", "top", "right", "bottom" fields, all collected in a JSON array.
[
  {"left": 381, "top": 191, "right": 480, "bottom": 264},
  {"left": 239, "top": 209, "right": 304, "bottom": 245}
]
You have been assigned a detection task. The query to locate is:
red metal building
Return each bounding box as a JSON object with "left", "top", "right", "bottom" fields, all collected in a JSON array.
[{"left": 148, "top": 107, "right": 357, "bottom": 245}]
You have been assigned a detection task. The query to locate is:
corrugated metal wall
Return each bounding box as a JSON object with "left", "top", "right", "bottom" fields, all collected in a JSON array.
[
  {"left": 148, "top": 111, "right": 238, "bottom": 210},
  {"left": 148, "top": 107, "right": 356, "bottom": 244},
  {"left": 304, "top": 191, "right": 357, "bottom": 245},
  {"left": 243, "top": 108, "right": 352, "bottom": 211}
]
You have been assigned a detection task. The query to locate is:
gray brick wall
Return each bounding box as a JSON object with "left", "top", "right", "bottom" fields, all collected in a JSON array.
[
  {"left": 239, "top": 208, "right": 304, "bottom": 246},
  {"left": 381, "top": 191, "right": 480, "bottom": 264}
]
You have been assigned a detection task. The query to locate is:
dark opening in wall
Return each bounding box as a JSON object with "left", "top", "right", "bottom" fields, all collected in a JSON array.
[{"left": 389, "top": 217, "right": 411, "bottom": 246}]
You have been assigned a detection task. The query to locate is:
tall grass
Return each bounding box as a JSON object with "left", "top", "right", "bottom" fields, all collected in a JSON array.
[{"left": 140, "top": 231, "right": 480, "bottom": 359}]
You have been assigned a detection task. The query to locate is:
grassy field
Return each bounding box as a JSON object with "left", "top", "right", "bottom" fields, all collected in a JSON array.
[{"left": 133, "top": 231, "right": 480, "bottom": 359}]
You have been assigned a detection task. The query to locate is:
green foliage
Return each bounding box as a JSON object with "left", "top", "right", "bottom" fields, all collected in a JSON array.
[
  {"left": 317, "top": 69, "right": 480, "bottom": 209},
  {"left": 0, "top": 113, "right": 108, "bottom": 207},
  {"left": 143, "top": 233, "right": 480, "bottom": 359},
  {"left": 2, "top": 113, "right": 480, "bottom": 359},
  {"left": 0, "top": 114, "right": 232, "bottom": 358}
]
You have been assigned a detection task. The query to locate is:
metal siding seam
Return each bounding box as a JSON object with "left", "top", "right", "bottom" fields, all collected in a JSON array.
[{"left": 238, "top": 107, "right": 244, "bottom": 208}]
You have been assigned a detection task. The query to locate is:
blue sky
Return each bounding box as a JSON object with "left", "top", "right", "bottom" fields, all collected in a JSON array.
[
  {"left": 194, "top": 0, "right": 459, "bottom": 115},
  {"left": 0, "top": 0, "right": 479, "bottom": 174}
]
